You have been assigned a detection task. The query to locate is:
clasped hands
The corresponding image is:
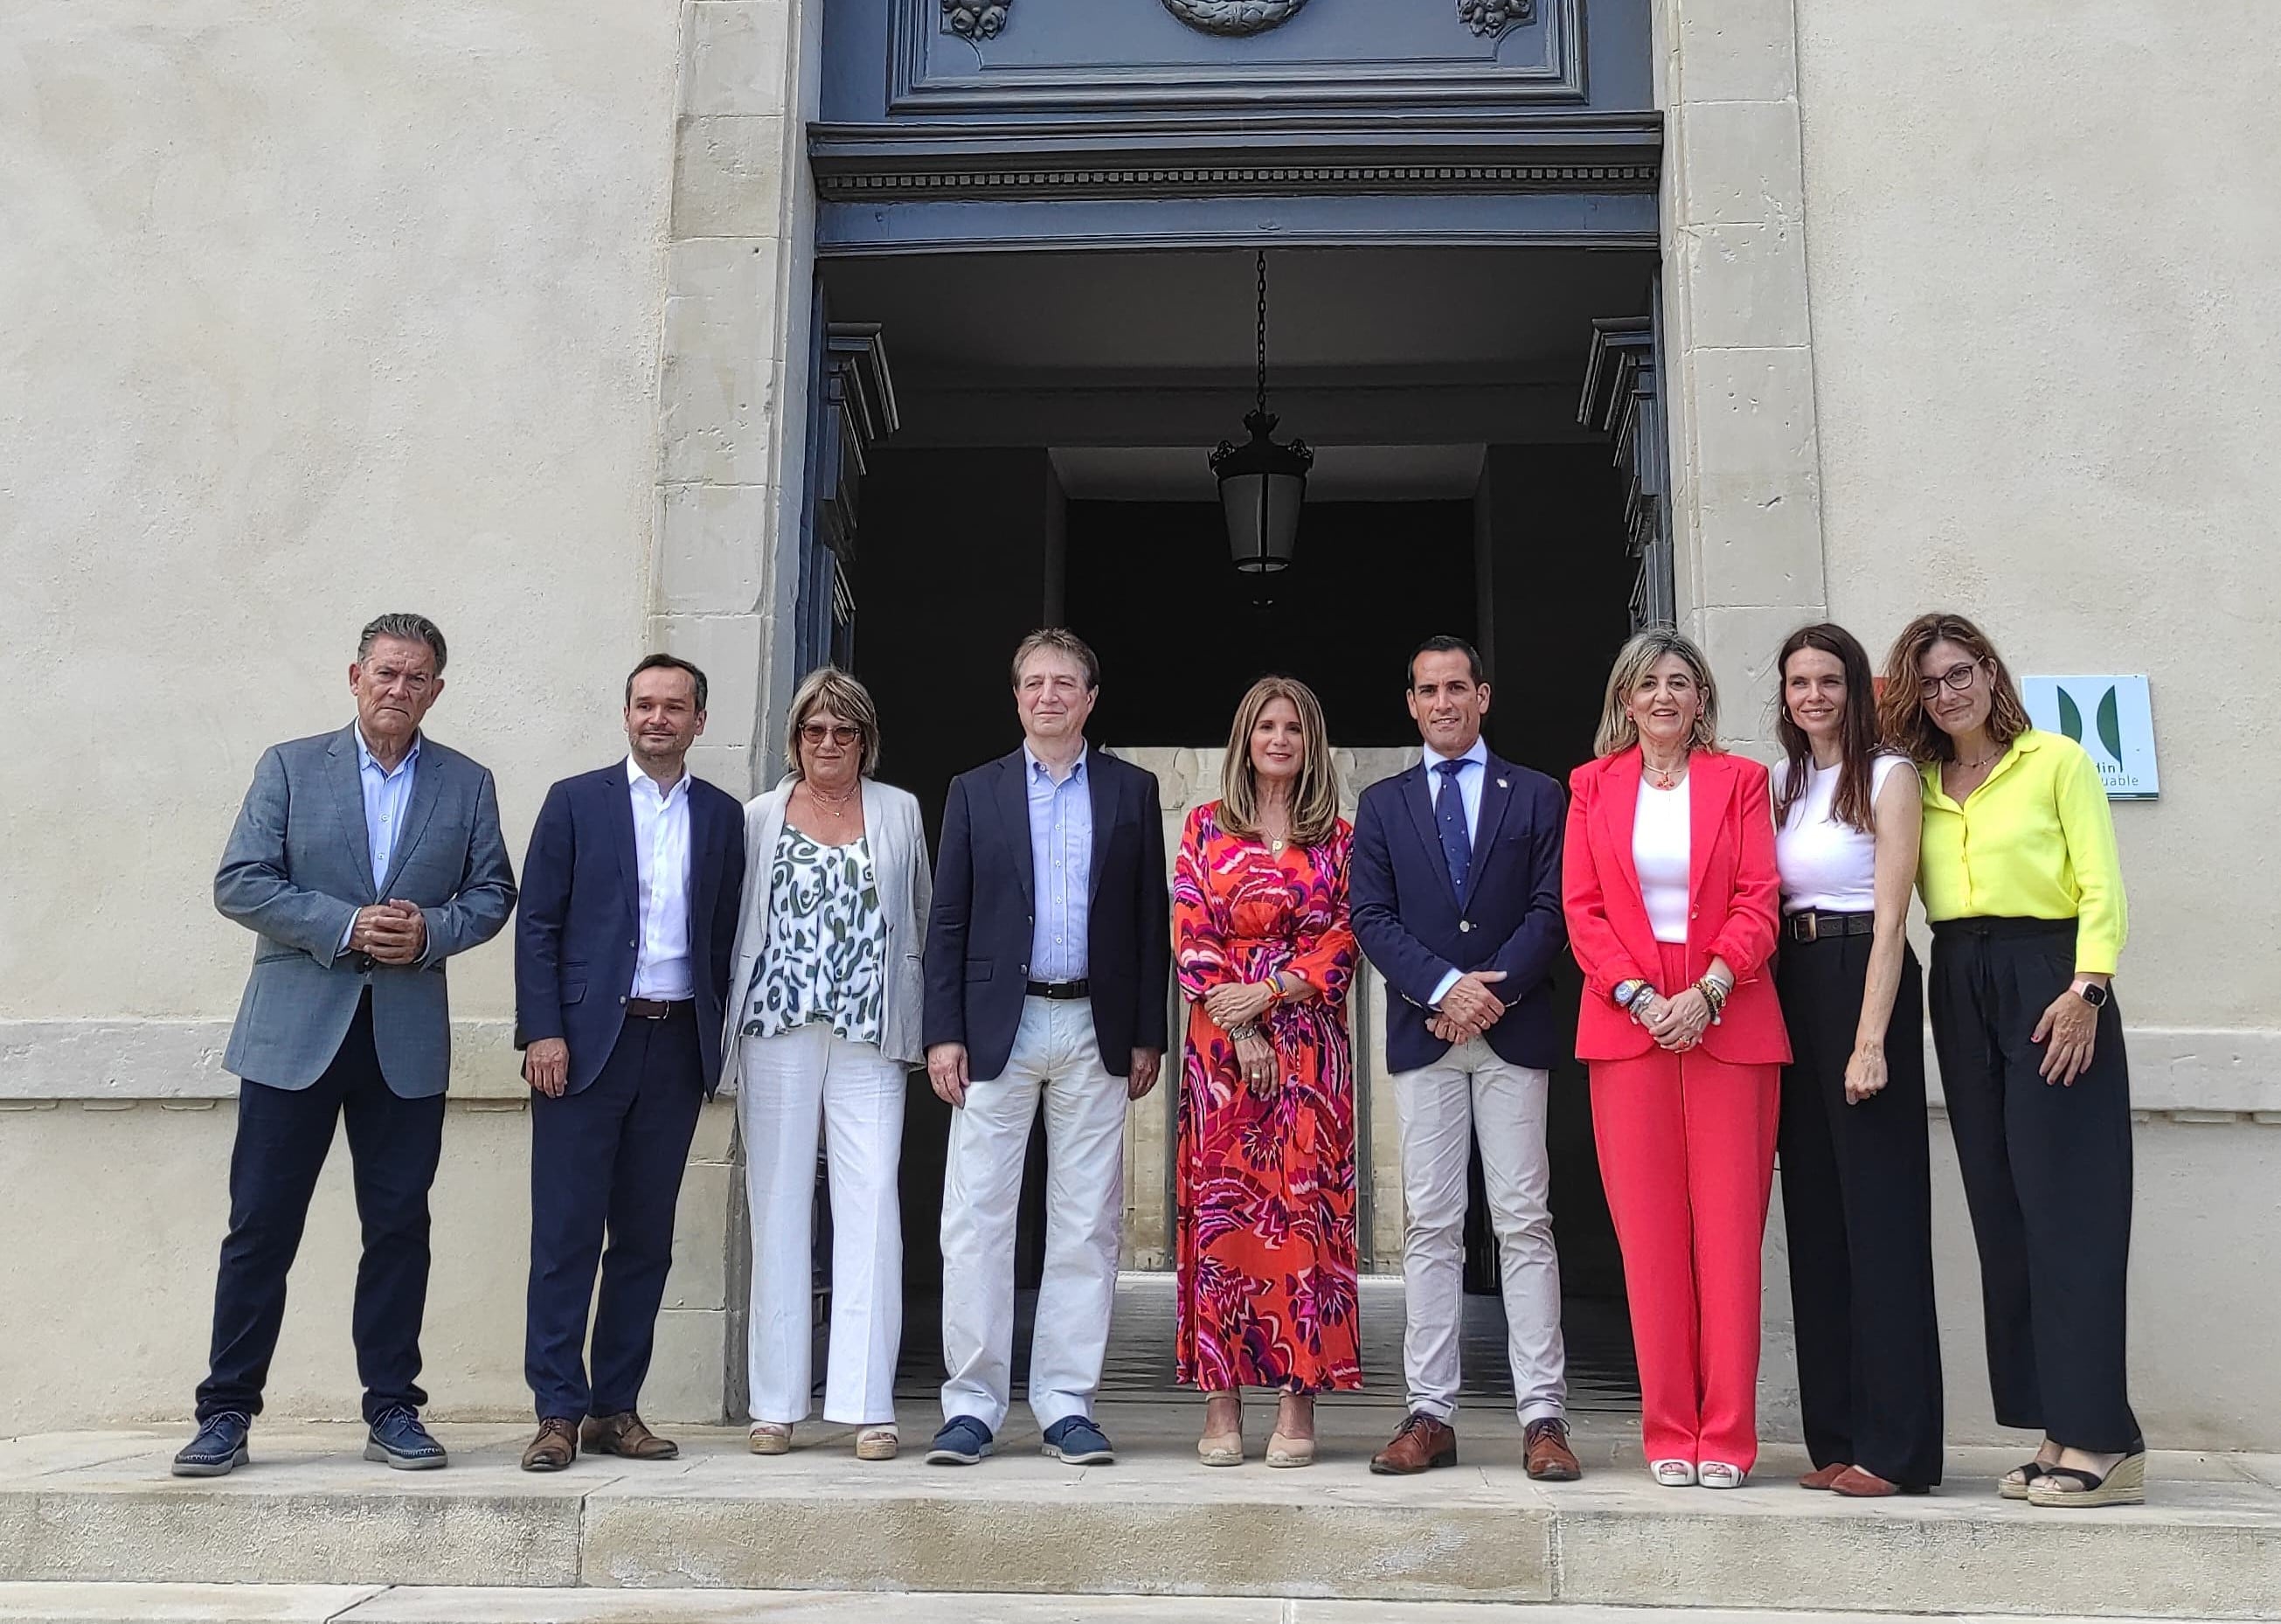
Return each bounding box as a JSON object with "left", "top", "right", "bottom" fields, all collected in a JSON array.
[
  {"left": 1632, "top": 984, "right": 1714, "bottom": 1052},
  {"left": 1427, "top": 969, "right": 1507, "bottom": 1046},
  {"left": 349, "top": 899, "right": 427, "bottom": 966}
]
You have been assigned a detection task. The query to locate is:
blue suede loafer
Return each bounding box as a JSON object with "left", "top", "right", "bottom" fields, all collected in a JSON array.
[
  {"left": 1042, "top": 1415, "right": 1115, "bottom": 1465},
  {"left": 924, "top": 1415, "right": 995, "bottom": 1466},
  {"left": 364, "top": 1406, "right": 448, "bottom": 1471},
  {"left": 170, "top": 1412, "right": 251, "bottom": 1478}
]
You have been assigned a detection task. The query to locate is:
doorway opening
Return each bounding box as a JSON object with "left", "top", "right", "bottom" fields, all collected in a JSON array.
[{"left": 810, "top": 244, "right": 1658, "bottom": 1411}]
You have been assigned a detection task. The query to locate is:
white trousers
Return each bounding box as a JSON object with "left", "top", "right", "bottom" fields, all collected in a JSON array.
[
  {"left": 939, "top": 996, "right": 1127, "bottom": 1433},
  {"left": 738, "top": 1024, "right": 906, "bottom": 1426},
  {"left": 1392, "top": 1035, "right": 1567, "bottom": 1423}
]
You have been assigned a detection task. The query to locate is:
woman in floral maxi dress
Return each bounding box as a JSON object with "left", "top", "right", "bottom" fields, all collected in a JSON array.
[{"left": 1174, "top": 676, "right": 1361, "bottom": 1468}]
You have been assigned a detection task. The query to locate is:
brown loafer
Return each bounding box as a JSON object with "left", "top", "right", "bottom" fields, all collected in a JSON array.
[
  {"left": 1832, "top": 1465, "right": 1927, "bottom": 1498},
  {"left": 1370, "top": 1412, "right": 1457, "bottom": 1475},
  {"left": 1799, "top": 1461, "right": 1853, "bottom": 1490},
  {"left": 581, "top": 1411, "right": 679, "bottom": 1461},
  {"left": 1524, "top": 1417, "right": 1582, "bottom": 1482},
  {"left": 521, "top": 1417, "right": 578, "bottom": 1473}
]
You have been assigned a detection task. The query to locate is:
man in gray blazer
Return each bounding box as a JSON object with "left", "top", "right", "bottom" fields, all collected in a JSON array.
[{"left": 172, "top": 614, "right": 517, "bottom": 1477}]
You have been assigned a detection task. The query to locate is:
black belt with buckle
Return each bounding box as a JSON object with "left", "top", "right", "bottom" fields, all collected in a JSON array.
[
  {"left": 625, "top": 997, "right": 693, "bottom": 1020},
  {"left": 1025, "top": 979, "right": 1091, "bottom": 1000},
  {"left": 1785, "top": 910, "right": 1875, "bottom": 943}
]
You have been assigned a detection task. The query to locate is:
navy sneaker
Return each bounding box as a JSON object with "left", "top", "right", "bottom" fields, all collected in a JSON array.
[
  {"left": 1041, "top": 1415, "right": 1115, "bottom": 1465},
  {"left": 364, "top": 1405, "right": 448, "bottom": 1471},
  {"left": 170, "top": 1411, "right": 251, "bottom": 1478},
  {"left": 925, "top": 1415, "right": 995, "bottom": 1466}
]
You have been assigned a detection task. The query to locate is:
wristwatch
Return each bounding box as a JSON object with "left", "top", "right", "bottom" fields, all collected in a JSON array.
[
  {"left": 1613, "top": 979, "right": 1651, "bottom": 1011},
  {"left": 2071, "top": 978, "right": 2110, "bottom": 1010}
]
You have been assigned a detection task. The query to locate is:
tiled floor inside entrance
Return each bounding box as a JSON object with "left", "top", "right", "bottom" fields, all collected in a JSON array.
[{"left": 895, "top": 1273, "right": 1641, "bottom": 1410}]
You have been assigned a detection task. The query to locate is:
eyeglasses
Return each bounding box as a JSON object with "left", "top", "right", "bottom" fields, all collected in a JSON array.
[
  {"left": 1917, "top": 659, "right": 1984, "bottom": 701},
  {"left": 800, "top": 722, "right": 861, "bottom": 746}
]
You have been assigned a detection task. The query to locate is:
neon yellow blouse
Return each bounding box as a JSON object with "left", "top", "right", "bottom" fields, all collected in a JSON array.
[{"left": 1917, "top": 729, "right": 2128, "bottom": 975}]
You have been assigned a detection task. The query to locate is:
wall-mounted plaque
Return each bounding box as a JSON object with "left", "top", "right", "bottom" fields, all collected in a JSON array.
[{"left": 2021, "top": 675, "right": 2160, "bottom": 800}]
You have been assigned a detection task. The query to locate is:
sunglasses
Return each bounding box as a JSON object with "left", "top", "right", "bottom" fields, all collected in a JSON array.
[{"left": 800, "top": 722, "right": 861, "bottom": 746}]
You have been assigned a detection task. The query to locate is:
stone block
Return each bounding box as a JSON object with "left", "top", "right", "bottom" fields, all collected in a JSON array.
[
  {"left": 1672, "top": 0, "right": 1799, "bottom": 106},
  {"left": 641, "top": 1308, "right": 730, "bottom": 1423},
  {"left": 0, "top": 1486, "right": 581, "bottom": 1587},
  {"left": 671, "top": 115, "right": 792, "bottom": 241},
  {"left": 655, "top": 481, "right": 773, "bottom": 616},
  {"left": 1690, "top": 469, "right": 1827, "bottom": 611},
  {"left": 1670, "top": 99, "right": 1805, "bottom": 229},
  {"left": 1675, "top": 345, "right": 1821, "bottom": 493},
  {"left": 682, "top": 743, "right": 756, "bottom": 802},
  {"left": 0, "top": 1582, "right": 382, "bottom": 1622},
  {"left": 648, "top": 614, "right": 766, "bottom": 755},
  {"left": 688, "top": 1097, "right": 738, "bottom": 1163},
  {"left": 579, "top": 1486, "right": 1557, "bottom": 1600},
  {"left": 1675, "top": 221, "right": 1813, "bottom": 352},
  {"left": 683, "top": 1, "right": 794, "bottom": 120},
  {"left": 665, "top": 1161, "right": 731, "bottom": 1313},
  {"left": 1686, "top": 605, "right": 1825, "bottom": 747},
  {"left": 338, "top": 1590, "right": 1286, "bottom": 1621}
]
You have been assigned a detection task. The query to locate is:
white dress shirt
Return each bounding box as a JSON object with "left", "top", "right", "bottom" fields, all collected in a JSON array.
[
  {"left": 627, "top": 755, "right": 695, "bottom": 1001},
  {"left": 338, "top": 726, "right": 422, "bottom": 953},
  {"left": 1425, "top": 738, "right": 1489, "bottom": 1010}
]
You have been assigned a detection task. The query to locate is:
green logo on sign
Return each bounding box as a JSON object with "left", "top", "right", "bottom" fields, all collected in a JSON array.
[{"left": 2055, "top": 684, "right": 2124, "bottom": 766}]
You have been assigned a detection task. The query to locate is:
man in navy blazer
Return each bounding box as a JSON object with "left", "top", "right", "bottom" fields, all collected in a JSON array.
[
  {"left": 1349, "top": 635, "right": 1581, "bottom": 1482},
  {"left": 921, "top": 628, "right": 1168, "bottom": 1468},
  {"left": 511, "top": 654, "right": 746, "bottom": 1471}
]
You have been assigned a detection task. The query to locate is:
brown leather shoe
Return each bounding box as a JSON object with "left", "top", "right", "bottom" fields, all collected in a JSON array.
[
  {"left": 581, "top": 1411, "right": 679, "bottom": 1461},
  {"left": 521, "top": 1417, "right": 578, "bottom": 1473},
  {"left": 1524, "top": 1417, "right": 1582, "bottom": 1482},
  {"left": 1799, "top": 1461, "right": 1853, "bottom": 1490},
  {"left": 1369, "top": 1412, "right": 1457, "bottom": 1475},
  {"left": 1831, "top": 1465, "right": 1924, "bottom": 1498}
]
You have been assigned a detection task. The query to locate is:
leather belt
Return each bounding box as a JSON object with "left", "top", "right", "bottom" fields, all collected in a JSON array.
[
  {"left": 625, "top": 998, "right": 692, "bottom": 1020},
  {"left": 1025, "top": 979, "right": 1091, "bottom": 1000},
  {"left": 1785, "top": 910, "right": 1875, "bottom": 943}
]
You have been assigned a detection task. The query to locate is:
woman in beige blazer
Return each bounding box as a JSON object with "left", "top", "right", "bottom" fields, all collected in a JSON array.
[{"left": 723, "top": 667, "right": 932, "bottom": 1461}]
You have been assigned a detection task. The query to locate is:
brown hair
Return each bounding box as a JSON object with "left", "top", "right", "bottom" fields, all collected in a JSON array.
[
  {"left": 784, "top": 665, "right": 883, "bottom": 779},
  {"left": 1774, "top": 623, "right": 1880, "bottom": 833},
  {"left": 1593, "top": 628, "right": 1721, "bottom": 758},
  {"left": 1009, "top": 628, "right": 1100, "bottom": 691},
  {"left": 1217, "top": 676, "right": 1342, "bottom": 850},
  {"left": 1876, "top": 612, "right": 2031, "bottom": 764}
]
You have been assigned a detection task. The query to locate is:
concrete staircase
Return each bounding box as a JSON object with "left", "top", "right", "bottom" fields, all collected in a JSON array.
[{"left": 3, "top": 1405, "right": 2277, "bottom": 1620}]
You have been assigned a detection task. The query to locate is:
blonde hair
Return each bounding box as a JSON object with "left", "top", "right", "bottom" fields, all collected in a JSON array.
[
  {"left": 1593, "top": 629, "right": 1722, "bottom": 757},
  {"left": 1217, "top": 676, "right": 1342, "bottom": 849},
  {"left": 784, "top": 665, "right": 883, "bottom": 779}
]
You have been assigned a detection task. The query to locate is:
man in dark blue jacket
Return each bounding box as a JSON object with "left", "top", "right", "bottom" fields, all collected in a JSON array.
[
  {"left": 512, "top": 654, "right": 745, "bottom": 1471},
  {"left": 920, "top": 628, "right": 1168, "bottom": 1468},
  {"left": 1349, "top": 636, "right": 1581, "bottom": 1482}
]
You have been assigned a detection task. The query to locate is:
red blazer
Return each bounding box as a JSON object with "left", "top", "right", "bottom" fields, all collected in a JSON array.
[{"left": 1562, "top": 747, "right": 1790, "bottom": 1065}]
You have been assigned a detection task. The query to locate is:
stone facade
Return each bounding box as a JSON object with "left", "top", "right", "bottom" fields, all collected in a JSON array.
[{"left": 3, "top": 0, "right": 2278, "bottom": 1443}]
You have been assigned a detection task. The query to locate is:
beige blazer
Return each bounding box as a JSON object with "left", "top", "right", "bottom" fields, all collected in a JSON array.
[{"left": 719, "top": 775, "right": 934, "bottom": 1081}]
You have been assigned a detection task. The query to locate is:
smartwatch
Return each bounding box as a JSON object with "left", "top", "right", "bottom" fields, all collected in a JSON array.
[{"left": 2071, "top": 978, "right": 2110, "bottom": 1010}]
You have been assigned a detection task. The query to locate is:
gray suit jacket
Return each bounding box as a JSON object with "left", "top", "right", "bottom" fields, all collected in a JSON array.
[{"left": 215, "top": 723, "right": 518, "bottom": 1098}]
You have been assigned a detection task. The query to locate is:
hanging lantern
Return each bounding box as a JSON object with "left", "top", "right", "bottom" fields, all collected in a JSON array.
[{"left": 1210, "top": 252, "right": 1313, "bottom": 574}]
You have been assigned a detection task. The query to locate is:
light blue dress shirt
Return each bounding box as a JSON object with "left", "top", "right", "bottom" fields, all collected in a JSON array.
[
  {"left": 338, "top": 727, "right": 421, "bottom": 952},
  {"left": 1425, "top": 738, "right": 1488, "bottom": 1009},
  {"left": 1025, "top": 743, "right": 1092, "bottom": 983}
]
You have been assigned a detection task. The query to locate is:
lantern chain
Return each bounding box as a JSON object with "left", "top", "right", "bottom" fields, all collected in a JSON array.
[{"left": 1255, "top": 251, "right": 1270, "bottom": 420}]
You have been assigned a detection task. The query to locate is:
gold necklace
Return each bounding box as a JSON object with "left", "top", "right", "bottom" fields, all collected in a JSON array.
[
  {"left": 1953, "top": 748, "right": 2001, "bottom": 772},
  {"left": 802, "top": 779, "right": 858, "bottom": 814},
  {"left": 1642, "top": 753, "right": 1688, "bottom": 789}
]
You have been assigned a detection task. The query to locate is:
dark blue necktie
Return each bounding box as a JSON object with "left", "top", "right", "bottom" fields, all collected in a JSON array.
[{"left": 1434, "top": 758, "right": 1471, "bottom": 899}]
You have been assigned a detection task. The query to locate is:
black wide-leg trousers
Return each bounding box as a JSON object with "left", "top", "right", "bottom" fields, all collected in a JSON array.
[
  {"left": 1928, "top": 916, "right": 2139, "bottom": 1454},
  {"left": 1777, "top": 931, "right": 1945, "bottom": 1487}
]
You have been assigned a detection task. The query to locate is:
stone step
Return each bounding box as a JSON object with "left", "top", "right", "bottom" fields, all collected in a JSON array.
[
  {"left": 0, "top": 1594, "right": 2225, "bottom": 1624},
  {"left": 3, "top": 1411, "right": 2278, "bottom": 1619}
]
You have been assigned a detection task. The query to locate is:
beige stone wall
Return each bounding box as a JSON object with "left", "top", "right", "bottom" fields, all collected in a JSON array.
[
  {"left": 0, "top": 1, "right": 718, "bottom": 1419},
  {"left": 1792, "top": 0, "right": 2281, "bottom": 1031}
]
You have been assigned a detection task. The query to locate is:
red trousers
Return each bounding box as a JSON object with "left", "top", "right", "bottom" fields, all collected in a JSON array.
[{"left": 1590, "top": 945, "right": 1779, "bottom": 1471}]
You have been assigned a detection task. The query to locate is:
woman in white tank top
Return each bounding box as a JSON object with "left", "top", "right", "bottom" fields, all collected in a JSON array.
[{"left": 1771, "top": 623, "right": 1943, "bottom": 1497}]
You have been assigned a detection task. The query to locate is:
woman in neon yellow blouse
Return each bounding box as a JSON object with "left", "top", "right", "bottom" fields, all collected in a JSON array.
[{"left": 1878, "top": 613, "right": 2141, "bottom": 1509}]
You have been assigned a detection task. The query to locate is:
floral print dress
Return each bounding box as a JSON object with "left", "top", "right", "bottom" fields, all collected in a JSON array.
[{"left": 1172, "top": 801, "right": 1362, "bottom": 1394}]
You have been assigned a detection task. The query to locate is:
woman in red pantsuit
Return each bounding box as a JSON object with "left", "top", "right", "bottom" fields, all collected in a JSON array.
[
  {"left": 1175, "top": 677, "right": 1361, "bottom": 1470},
  {"left": 1563, "top": 629, "right": 1790, "bottom": 1489}
]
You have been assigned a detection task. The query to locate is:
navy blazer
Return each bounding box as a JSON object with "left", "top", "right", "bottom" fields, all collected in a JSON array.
[
  {"left": 514, "top": 762, "right": 747, "bottom": 1095},
  {"left": 922, "top": 746, "right": 1170, "bottom": 1083},
  {"left": 1349, "top": 750, "right": 1569, "bottom": 1073}
]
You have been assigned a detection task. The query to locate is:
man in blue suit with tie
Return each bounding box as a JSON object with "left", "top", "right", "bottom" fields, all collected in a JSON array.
[
  {"left": 511, "top": 655, "right": 746, "bottom": 1471},
  {"left": 175, "top": 614, "right": 517, "bottom": 1477},
  {"left": 1349, "top": 636, "right": 1581, "bottom": 1482}
]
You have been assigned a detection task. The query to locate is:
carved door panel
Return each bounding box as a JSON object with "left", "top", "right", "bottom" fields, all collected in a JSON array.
[{"left": 1578, "top": 279, "right": 1676, "bottom": 629}]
